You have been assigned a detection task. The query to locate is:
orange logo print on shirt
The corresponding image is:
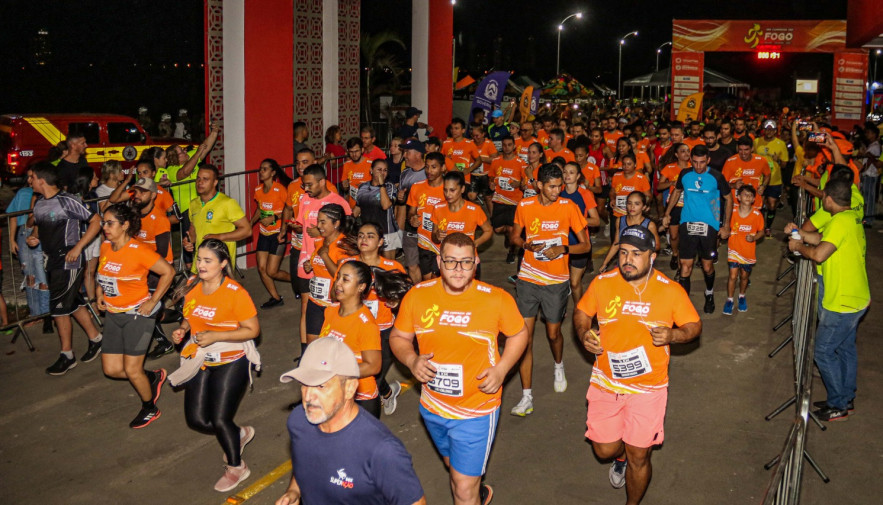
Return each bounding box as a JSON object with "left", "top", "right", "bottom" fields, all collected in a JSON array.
[{"left": 421, "top": 304, "right": 441, "bottom": 327}]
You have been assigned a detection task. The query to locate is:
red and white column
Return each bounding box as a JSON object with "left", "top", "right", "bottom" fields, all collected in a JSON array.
[{"left": 411, "top": 0, "right": 453, "bottom": 133}]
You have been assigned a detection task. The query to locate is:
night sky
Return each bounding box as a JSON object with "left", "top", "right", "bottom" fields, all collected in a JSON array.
[{"left": 0, "top": 0, "right": 849, "bottom": 116}]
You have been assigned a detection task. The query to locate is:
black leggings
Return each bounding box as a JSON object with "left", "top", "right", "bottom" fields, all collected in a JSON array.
[
  {"left": 376, "top": 328, "right": 394, "bottom": 398},
  {"left": 356, "top": 397, "right": 381, "bottom": 418},
  {"left": 184, "top": 357, "right": 250, "bottom": 466}
]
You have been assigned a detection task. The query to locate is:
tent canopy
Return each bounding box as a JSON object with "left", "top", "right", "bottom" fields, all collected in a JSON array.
[
  {"left": 623, "top": 67, "right": 750, "bottom": 89},
  {"left": 541, "top": 73, "right": 595, "bottom": 98}
]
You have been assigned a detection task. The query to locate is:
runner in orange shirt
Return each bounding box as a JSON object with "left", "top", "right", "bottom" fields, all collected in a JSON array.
[
  {"left": 341, "top": 138, "right": 373, "bottom": 207},
  {"left": 251, "top": 159, "right": 291, "bottom": 309},
  {"left": 469, "top": 123, "right": 498, "bottom": 208},
  {"left": 724, "top": 185, "right": 765, "bottom": 316},
  {"left": 657, "top": 143, "right": 691, "bottom": 270},
  {"left": 407, "top": 152, "right": 447, "bottom": 280},
  {"left": 546, "top": 129, "right": 576, "bottom": 163},
  {"left": 442, "top": 118, "right": 481, "bottom": 183},
  {"left": 574, "top": 141, "right": 602, "bottom": 196},
  {"left": 490, "top": 136, "right": 527, "bottom": 265},
  {"left": 303, "top": 204, "right": 357, "bottom": 342},
  {"left": 168, "top": 238, "right": 261, "bottom": 492},
  {"left": 522, "top": 142, "right": 545, "bottom": 200},
  {"left": 574, "top": 225, "right": 701, "bottom": 502},
  {"left": 509, "top": 163, "right": 590, "bottom": 416},
  {"left": 514, "top": 121, "right": 535, "bottom": 162},
  {"left": 537, "top": 116, "right": 554, "bottom": 149},
  {"left": 391, "top": 233, "right": 528, "bottom": 504},
  {"left": 609, "top": 155, "right": 651, "bottom": 219},
  {"left": 320, "top": 260, "right": 382, "bottom": 417},
  {"left": 96, "top": 203, "right": 175, "bottom": 429},
  {"left": 628, "top": 136, "right": 654, "bottom": 175},
  {"left": 431, "top": 171, "right": 492, "bottom": 245},
  {"left": 603, "top": 116, "right": 624, "bottom": 152},
  {"left": 683, "top": 120, "right": 704, "bottom": 150},
  {"left": 733, "top": 117, "right": 754, "bottom": 140},
  {"left": 561, "top": 161, "right": 601, "bottom": 305},
  {"left": 721, "top": 137, "right": 770, "bottom": 210},
  {"left": 108, "top": 160, "right": 179, "bottom": 223},
  {"left": 668, "top": 121, "right": 685, "bottom": 145}
]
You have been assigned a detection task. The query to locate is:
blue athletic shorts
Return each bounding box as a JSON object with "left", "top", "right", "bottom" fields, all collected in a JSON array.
[
  {"left": 727, "top": 261, "right": 754, "bottom": 273},
  {"left": 419, "top": 404, "right": 499, "bottom": 477}
]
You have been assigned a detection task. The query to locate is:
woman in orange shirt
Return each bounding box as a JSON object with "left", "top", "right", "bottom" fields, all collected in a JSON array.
[
  {"left": 303, "top": 203, "right": 357, "bottom": 341},
  {"left": 96, "top": 204, "right": 175, "bottom": 429},
  {"left": 522, "top": 142, "right": 546, "bottom": 199},
  {"left": 250, "top": 159, "right": 291, "bottom": 309},
  {"left": 169, "top": 239, "right": 261, "bottom": 493}
]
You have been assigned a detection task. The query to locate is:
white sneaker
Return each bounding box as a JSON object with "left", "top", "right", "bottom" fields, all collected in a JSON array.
[
  {"left": 214, "top": 461, "right": 250, "bottom": 492},
  {"left": 609, "top": 458, "right": 627, "bottom": 489},
  {"left": 510, "top": 395, "right": 534, "bottom": 416},
  {"left": 382, "top": 381, "right": 401, "bottom": 416},
  {"left": 554, "top": 366, "right": 567, "bottom": 393}
]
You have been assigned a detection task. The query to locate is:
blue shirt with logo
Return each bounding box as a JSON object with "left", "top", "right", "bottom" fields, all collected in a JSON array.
[{"left": 675, "top": 168, "right": 730, "bottom": 229}]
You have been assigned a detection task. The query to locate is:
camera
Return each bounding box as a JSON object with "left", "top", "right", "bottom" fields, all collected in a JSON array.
[{"left": 807, "top": 132, "right": 826, "bottom": 143}]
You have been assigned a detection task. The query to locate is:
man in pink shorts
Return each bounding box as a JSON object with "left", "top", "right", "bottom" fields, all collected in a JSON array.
[{"left": 573, "top": 225, "right": 702, "bottom": 504}]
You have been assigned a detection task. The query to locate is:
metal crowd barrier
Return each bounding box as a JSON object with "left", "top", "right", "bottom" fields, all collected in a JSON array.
[
  {"left": 762, "top": 181, "right": 827, "bottom": 504},
  {"left": 2, "top": 155, "right": 349, "bottom": 351}
]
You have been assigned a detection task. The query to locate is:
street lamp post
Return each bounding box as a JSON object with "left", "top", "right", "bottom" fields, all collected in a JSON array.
[
  {"left": 617, "top": 30, "right": 638, "bottom": 99},
  {"left": 556, "top": 12, "right": 583, "bottom": 76},
  {"left": 655, "top": 42, "right": 672, "bottom": 100},
  {"left": 875, "top": 49, "right": 882, "bottom": 84}
]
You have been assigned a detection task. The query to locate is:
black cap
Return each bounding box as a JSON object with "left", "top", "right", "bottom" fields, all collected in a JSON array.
[
  {"left": 400, "top": 139, "right": 425, "bottom": 154},
  {"left": 405, "top": 107, "right": 423, "bottom": 118},
  {"left": 619, "top": 225, "right": 656, "bottom": 252}
]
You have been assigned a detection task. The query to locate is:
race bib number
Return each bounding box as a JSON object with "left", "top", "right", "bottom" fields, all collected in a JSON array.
[
  {"left": 615, "top": 195, "right": 627, "bottom": 212},
  {"left": 523, "top": 188, "right": 537, "bottom": 199},
  {"left": 365, "top": 299, "right": 379, "bottom": 319},
  {"left": 607, "top": 347, "right": 653, "bottom": 379},
  {"left": 349, "top": 185, "right": 359, "bottom": 201},
  {"left": 686, "top": 222, "right": 709, "bottom": 236},
  {"left": 97, "top": 274, "right": 120, "bottom": 298},
  {"left": 421, "top": 212, "right": 434, "bottom": 232},
  {"left": 493, "top": 140, "right": 502, "bottom": 151},
  {"left": 426, "top": 362, "right": 464, "bottom": 397},
  {"left": 518, "top": 153, "right": 529, "bottom": 163},
  {"left": 533, "top": 237, "right": 563, "bottom": 262},
  {"left": 309, "top": 277, "right": 331, "bottom": 301},
  {"left": 498, "top": 177, "right": 514, "bottom": 192},
  {"left": 291, "top": 231, "right": 303, "bottom": 248}
]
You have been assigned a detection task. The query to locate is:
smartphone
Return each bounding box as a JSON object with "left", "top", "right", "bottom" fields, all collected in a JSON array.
[
  {"left": 807, "top": 132, "right": 826, "bottom": 143},
  {"left": 798, "top": 121, "right": 811, "bottom": 131}
]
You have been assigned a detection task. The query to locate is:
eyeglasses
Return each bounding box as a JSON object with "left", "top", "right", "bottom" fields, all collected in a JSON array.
[
  {"left": 441, "top": 258, "right": 476, "bottom": 271},
  {"left": 100, "top": 220, "right": 120, "bottom": 227}
]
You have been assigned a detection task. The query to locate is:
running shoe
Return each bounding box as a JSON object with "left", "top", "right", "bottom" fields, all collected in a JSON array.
[
  {"left": 510, "top": 395, "right": 534, "bottom": 417},
  {"left": 46, "top": 354, "right": 77, "bottom": 376},
  {"left": 129, "top": 404, "right": 161, "bottom": 429},
  {"left": 260, "top": 296, "right": 284, "bottom": 309},
  {"left": 479, "top": 483, "right": 494, "bottom": 505},
  {"left": 553, "top": 366, "right": 567, "bottom": 393},
  {"left": 214, "top": 462, "right": 251, "bottom": 492},
  {"left": 149, "top": 369, "right": 167, "bottom": 404},
  {"left": 505, "top": 251, "right": 516, "bottom": 264},
  {"left": 703, "top": 294, "right": 715, "bottom": 314},
  {"left": 812, "top": 406, "right": 848, "bottom": 422},
  {"left": 81, "top": 339, "right": 102, "bottom": 363},
  {"left": 609, "top": 458, "right": 627, "bottom": 489},
  {"left": 765, "top": 229, "right": 772, "bottom": 238},
  {"left": 382, "top": 380, "right": 402, "bottom": 416},
  {"left": 722, "top": 299, "right": 734, "bottom": 316},
  {"left": 813, "top": 400, "right": 854, "bottom": 413},
  {"left": 223, "top": 426, "right": 256, "bottom": 463},
  {"left": 669, "top": 256, "right": 679, "bottom": 271},
  {"left": 507, "top": 275, "right": 517, "bottom": 284},
  {"left": 661, "top": 247, "right": 673, "bottom": 256},
  {"left": 147, "top": 339, "right": 175, "bottom": 360},
  {"left": 738, "top": 296, "right": 748, "bottom": 312}
]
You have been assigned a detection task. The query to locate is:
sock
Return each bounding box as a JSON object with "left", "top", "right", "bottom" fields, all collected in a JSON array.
[
  {"left": 616, "top": 456, "right": 626, "bottom": 462},
  {"left": 704, "top": 270, "right": 715, "bottom": 291},
  {"left": 679, "top": 276, "right": 690, "bottom": 294},
  {"left": 62, "top": 350, "right": 74, "bottom": 359},
  {"left": 705, "top": 289, "right": 714, "bottom": 296},
  {"left": 727, "top": 297, "right": 734, "bottom": 302},
  {"left": 142, "top": 400, "right": 155, "bottom": 409},
  {"left": 300, "top": 341, "right": 308, "bottom": 354},
  {"left": 765, "top": 210, "right": 776, "bottom": 230},
  {"left": 90, "top": 333, "right": 103, "bottom": 343},
  {"left": 739, "top": 294, "right": 745, "bottom": 299},
  {"left": 554, "top": 361, "right": 564, "bottom": 370},
  {"left": 523, "top": 388, "right": 532, "bottom": 398}
]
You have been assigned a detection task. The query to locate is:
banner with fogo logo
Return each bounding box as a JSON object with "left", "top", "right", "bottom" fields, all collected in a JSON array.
[{"left": 469, "top": 71, "right": 511, "bottom": 123}]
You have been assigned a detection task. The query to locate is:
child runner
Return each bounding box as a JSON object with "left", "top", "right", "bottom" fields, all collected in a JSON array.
[{"left": 724, "top": 185, "right": 765, "bottom": 315}]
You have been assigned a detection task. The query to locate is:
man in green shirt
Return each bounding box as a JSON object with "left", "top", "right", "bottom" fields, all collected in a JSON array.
[{"left": 786, "top": 177, "right": 870, "bottom": 422}]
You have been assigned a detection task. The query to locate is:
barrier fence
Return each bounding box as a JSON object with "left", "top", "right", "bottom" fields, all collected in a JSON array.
[
  {"left": 2, "top": 155, "right": 349, "bottom": 350},
  {"left": 762, "top": 182, "right": 826, "bottom": 503}
]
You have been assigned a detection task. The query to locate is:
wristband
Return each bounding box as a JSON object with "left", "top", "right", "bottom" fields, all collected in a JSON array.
[{"left": 563, "top": 245, "right": 570, "bottom": 255}]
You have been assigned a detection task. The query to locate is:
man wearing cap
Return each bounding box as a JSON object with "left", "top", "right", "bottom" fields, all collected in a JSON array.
[
  {"left": 754, "top": 119, "right": 789, "bottom": 236},
  {"left": 174, "top": 109, "right": 191, "bottom": 140},
  {"left": 487, "top": 110, "right": 510, "bottom": 152},
  {"left": 397, "top": 140, "right": 428, "bottom": 283},
  {"left": 138, "top": 106, "right": 155, "bottom": 136},
  {"left": 278, "top": 337, "right": 426, "bottom": 505},
  {"left": 397, "top": 107, "right": 433, "bottom": 140},
  {"left": 574, "top": 225, "right": 701, "bottom": 502}
]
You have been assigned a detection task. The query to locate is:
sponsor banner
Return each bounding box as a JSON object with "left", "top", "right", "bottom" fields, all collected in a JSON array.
[
  {"left": 676, "top": 92, "right": 704, "bottom": 123},
  {"left": 469, "top": 71, "right": 511, "bottom": 123},
  {"left": 530, "top": 89, "right": 541, "bottom": 115},
  {"left": 831, "top": 50, "right": 868, "bottom": 130},
  {"left": 670, "top": 51, "right": 704, "bottom": 120},
  {"left": 519, "top": 86, "right": 534, "bottom": 120},
  {"left": 673, "top": 19, "right": 846, "bottom": 53}
]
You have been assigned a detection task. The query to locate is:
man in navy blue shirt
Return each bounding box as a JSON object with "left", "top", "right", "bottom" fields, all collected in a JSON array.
[
  {"left": 662, "top": 144, "right": 732, "bottom": 313},
  {"left": 278, "top": 337, "right": 426, "bottom": 505}
]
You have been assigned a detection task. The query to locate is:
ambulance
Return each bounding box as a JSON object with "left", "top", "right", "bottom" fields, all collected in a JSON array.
[{"left": 0, "top": 113, "right": 184, "bottom": 183}]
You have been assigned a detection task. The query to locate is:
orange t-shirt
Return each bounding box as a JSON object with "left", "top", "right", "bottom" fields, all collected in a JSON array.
[
  {"left": 546, "top": 147, "right": 575, "bottom": 164},
  {"left": 728, "top": 208, "right": 765, "bottom": 264},
  {"left": 430, "top": 202, "right": 487, "bottom": 242},
  {"left": 406, "top": 180, "right": 446, "bottom": 253},
  {"left": 604, "top": 130, "right": 624, "bottom": 151},
  {"left": 661, "top": 163, "right": 688, "bottom": 207},
  {"left": 581, "top": 162, "right": 601, "bottom": 188},
  {"left": 182, "top": 277, "right": 257, "bottom": 366},
  {"left": 636, "top": 151, "right": 652, "bottom": 173},
  {"left": 253, "top": 181, "right": 288, "bottom": 235},
  {"left": 473, "top": 139, "right": 497, "bottom": 176},
  {"left": 514, "top": 197, "right": 588, "bottom": 285},
  {"left": 319, "top": 304, "right": 382, "bottom": 400},
  {"left": 610, "top": 172, "right": 651, "bottom": 217},
  {"left": 286, "top": 179, "right": 337, "bottom": 249},
  {"left": 683, "top": 137, "right": 704, "bottom": 150},
  {"left": 393, "top": 278, "right": 525, "bottom": 419},
  {"left": 491, "top": 157, "right": 527, "bottom": 205},
  {"left": 443, "top": 138, "right": 481, "bottom": 182},
  {"left": 97, "top": 239, "right": 162, "bottom": 313},
  {"left": 514, "top": 137, "right": 533, "bottom": 162},
  {"left": 339, "top": 257, "right": 405, "bottom": 329},
  {"left": 308, "top": 234, "right": 354, "bottom": 306},
  {"left": 637, "top": 137, "right": 651, "bottom": 153},
  {"left": 136, "top": 204, "right": 173, "bottom": 263},
  {"left": 721, "top": 154, "right": 770, "bottom": 209},
  {"left": 155, "top": 188, "right": 175, "bottom": 215},
  {"left": 343, "top": 158, "right": 373, "bottom": 205},
  {"left": 577, "top": 268, "right": 700, "bottom": 394},
  {"left": 536, "top": 130, "right": 550, "bottom": 149}
]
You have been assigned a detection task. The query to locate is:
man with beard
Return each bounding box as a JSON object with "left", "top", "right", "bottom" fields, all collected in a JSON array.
[
  {"left": 574, "top": 225, "right": 701, "bottom": 504},
  {"left": 278, "top": 337, "right": 426, "bottom": 505},
  {"left": 702, "top": 126, "right": 730, "bottom": 172},
  {"left": 717, "top": 119, "right": 737, "bottom": 157}
]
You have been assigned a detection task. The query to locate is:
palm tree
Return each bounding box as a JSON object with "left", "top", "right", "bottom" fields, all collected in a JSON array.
[{"left": 361, "top": 30, "right": 406, "bottom": 123}]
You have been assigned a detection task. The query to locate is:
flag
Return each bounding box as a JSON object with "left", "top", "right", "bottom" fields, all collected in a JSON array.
[
  {"left": 530, "top": 89, "right": 541, "bottom": 115},
  {"left": 469, "top": 71, "right": 511, "bottom": 123},
  {"left": 676, "top": 92, "right": 704, "bottom": 123},
  {"left": 455, "top": 75, "right": 476, "bottom": 90},
  {"left": 519, "top": 86, "right": 534, "bottom": 120}
]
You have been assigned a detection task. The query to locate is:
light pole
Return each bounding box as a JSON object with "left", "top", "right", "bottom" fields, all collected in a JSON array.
[
  {"left": 618, "top": 30, "right": 638, "bottom": 98},
  {"left": 656, "top": 41, "right": 672, "bottom": 71},
  {"left": 556, "top": 12, "right": 583, "bottom": 76},
  {"left": 875, "top": 49, "right": 881, "bottom": 84}
]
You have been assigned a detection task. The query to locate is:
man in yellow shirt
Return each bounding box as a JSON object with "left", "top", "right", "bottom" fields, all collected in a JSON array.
[{"left": 753, "top": 119, "right": 789, "bottom": 236}]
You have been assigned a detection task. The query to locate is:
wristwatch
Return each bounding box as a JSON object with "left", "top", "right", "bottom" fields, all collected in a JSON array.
[{"left": 562, "top": 245, "right": 570, "bottom": 255}]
